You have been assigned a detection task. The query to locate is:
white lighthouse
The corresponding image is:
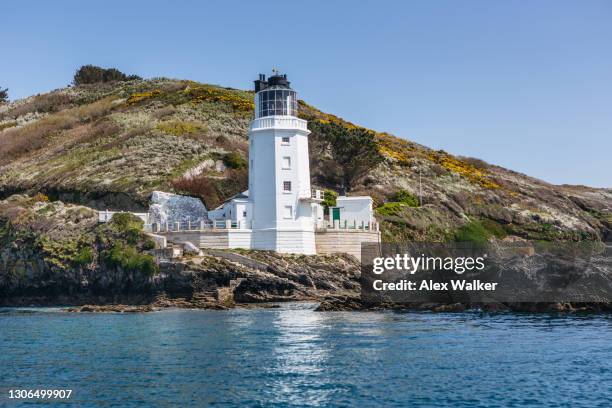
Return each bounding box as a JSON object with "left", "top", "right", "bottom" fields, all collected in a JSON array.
[
  {"left": 248, "top": 73, "right": 321, "bottom": 254},
  {"left": 187, "top": 72, "right": 379, "bottom": 259}
]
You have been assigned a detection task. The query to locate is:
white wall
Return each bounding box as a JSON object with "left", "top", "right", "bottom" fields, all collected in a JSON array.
[{"left": 335, "top": 196, "right": 373, "bottom": 225}]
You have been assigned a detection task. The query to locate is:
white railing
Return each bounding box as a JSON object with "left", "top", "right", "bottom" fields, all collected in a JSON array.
[
  {"left": 149, "top": 219, "right": 252, "bottom": 233},
  {"left": 316, "top": 220, "right": 379, "bottom": 232},
  {"left": 297, "top": 189, "right": 323, "bottom": 202},
  {"left": 250, "top": 116, "right": 308, "bottom": 132}
]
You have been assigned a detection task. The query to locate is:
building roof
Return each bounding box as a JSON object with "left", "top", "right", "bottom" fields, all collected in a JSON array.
[
  {"left": 336, "top": 196, "right": 373, "bottom": 201},
  {"left": 213, "top": 190, "right": 250, "bottom": 210}
]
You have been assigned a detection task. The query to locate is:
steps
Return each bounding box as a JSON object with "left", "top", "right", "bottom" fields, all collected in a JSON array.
[{"left": 202, "top": 249, "right": 269, "bottom": 271}]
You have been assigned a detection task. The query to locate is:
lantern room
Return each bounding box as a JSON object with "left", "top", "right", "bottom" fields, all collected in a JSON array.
[{"left": 254, "top": 73, "right": 298, "bottom": 118}]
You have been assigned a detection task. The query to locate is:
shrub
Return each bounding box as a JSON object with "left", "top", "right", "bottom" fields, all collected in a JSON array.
[
  {"left": 103, "top": 243, "right": 158, "bottom": 276},
  {"left": 155, "top": 119, "right": 206, "bottom": 136},
  {"left": 222, "top": 152, "right": 247, "bottom": 169},
  {"left": 376, "top": 202, "right": 403, "bottom": 217},
  {"left": 0, "top": 87, "right": 8, "bottom": 104},
  {"left": 185, "top": 85, "right": 254, "bottom": 112},
  {"left": 74, "top": 247, "right": 93, "bottom": 265},
  {"left": 73, "top": 65, "right": 141, "bottom": 85},
  {"left": 142, "top": 239, "right": 156, "bottom": 250},
  {"left": 126, "top": 90, "right": 162, "bottom": 105},
  {"left": 481, "top": 219, "right": 507, "bottom": 239},
  {"left": 459, "top": 156, "right": 490, "bottom": 170},
  {"left": 33, "top": 192, "right": 49, "bottom": 202},
  {"left": 109, "top": 213, "right": 144, "bottom": 236},
  {"left": 394, "top": 189, "right": 419, "bottom": 207},
  {"left": 171, "top": 168, "right": 247, "bottom": 209},
  {"left": 454, "top": 220, "right": 491, "bottom": 245},
  {"left": 322, "top": 190, "right": 337, "bottom": 210}
]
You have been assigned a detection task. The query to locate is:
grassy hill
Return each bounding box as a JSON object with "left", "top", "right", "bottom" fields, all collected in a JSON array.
[{"left": 0, "top": 77, "right": 610, "bottom": 243}]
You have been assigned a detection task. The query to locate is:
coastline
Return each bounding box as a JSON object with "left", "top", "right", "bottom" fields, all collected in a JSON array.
[{"left": 3, "top": 294, "right": 611, "bottom": 314}]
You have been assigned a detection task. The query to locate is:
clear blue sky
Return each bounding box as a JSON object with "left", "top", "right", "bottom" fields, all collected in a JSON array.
[{"left": 2, "top": 0, "right": 611, "bottom": 187}]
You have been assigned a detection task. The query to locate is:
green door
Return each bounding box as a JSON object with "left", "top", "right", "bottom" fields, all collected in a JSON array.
[{"left": 332, "top": 207, "right": 340, "bottom": 221}]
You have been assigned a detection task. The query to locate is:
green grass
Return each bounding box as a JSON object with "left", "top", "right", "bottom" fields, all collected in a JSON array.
[
  {"left": 454, "top": 220, "right": 492, "bottom": 245},
  {"left": 481, "top": 219, "right": 507, "bottom": 239}
]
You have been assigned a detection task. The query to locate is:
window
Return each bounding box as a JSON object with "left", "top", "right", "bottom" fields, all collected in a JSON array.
[
  {"left": 258, "top": 89, "right": 298, "bottom": 117},
  {"left": 282, "top": 136, "right": 290, "bottom": 145},
  {"left": 283, "top": 205, "right": 293, "bottom": 219},
  {"left": 283, "top": 181, "right": 292, "bottom": 192},
  {"left": 282, "top": 156, "right": 291, "bottom": 169},
  {"left": 243, "top": 211, "right": 247, "bottom": 217}
]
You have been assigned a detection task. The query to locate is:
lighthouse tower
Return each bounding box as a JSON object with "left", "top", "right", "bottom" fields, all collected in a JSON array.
[{"left": 248, "top": 72, "right": 320, "bottom": 254}]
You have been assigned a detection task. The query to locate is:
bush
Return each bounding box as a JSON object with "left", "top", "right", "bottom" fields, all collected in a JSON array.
[
  {"left": 376, "top": 202, "right": 404, "bottom": 217},
  {"left": 481, "top": 219, "right": 507, "bottom": 239},
  {"left": 73, "top": 65, "right": 141, "bottom": 85},
  {"left": 222, "top": 152, "right": 247, "bottom": 169},
  {"left": 322, "top": 190, "right": 337, "bottom": 210},
  {"left": 171, "top": 168, "right": 247, "bottom": 209},
  {"left": 109, "top": 213, "right": 144, "bottom": 233},
  {"left": 103, "top": 243, "right": 158, "bottom": 276},
  {"left": 394, "top": 189, "right": 419, "bottom": 207},
  {"left": 0, "top": 87, "right": 8, "bottom": 104},
  {"left": 454, "top": 220, "right": 491, "bottom": 245},
  {"left": 74, "top": 247, "right": 93, "bottom": 265},
  {"left": 142, "top": 239, "right": 156, "bottom": 250},
  {"left": 33, "top": 192, "right": 49, "bottom": 202},
  {"left": 156, "top": 120, "right": 207, "bottom": 136}
]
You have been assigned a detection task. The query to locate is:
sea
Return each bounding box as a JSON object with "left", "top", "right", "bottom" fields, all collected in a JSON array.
[{"left": 1, "top": 303, "right": 611, "bottom": 407}]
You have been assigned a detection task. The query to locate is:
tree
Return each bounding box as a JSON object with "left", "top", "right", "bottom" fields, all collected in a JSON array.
[
  {"left": 73, "top": 65, "right": 141, "bottom": 85},
  {"left": 0, "top": 87, "right": 8, "bottom": 104},
  {"left": 310, "top": 121, "right": 383, "bottom": 191}
]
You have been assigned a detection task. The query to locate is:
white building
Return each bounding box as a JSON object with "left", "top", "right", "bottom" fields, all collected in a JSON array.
[
  {"left": 331, "top": 196, "right": 374, "bottom": 227},
  {"left": 147, "top": 72, "right": 380, "bottom": 259}
]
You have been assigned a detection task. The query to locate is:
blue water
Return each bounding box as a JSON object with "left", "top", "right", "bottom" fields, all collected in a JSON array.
[{"left": 1, "top": 304, "right": 611, "bottom": 407}]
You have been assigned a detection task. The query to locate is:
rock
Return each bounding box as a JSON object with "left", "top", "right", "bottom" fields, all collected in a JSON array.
[
  {"left": 481, "top": 302, "right": 509, "bottom": 312},
  {"left": 180, "top": 241, "right": 203, "bottom": 256},
  {"left": 433, "top": 303, "right": 466, "bottom": 312},
  {"left": 148, "top": 191, "right": 207, "bottom": 225},
  {"left": 315, "top": 296, "right": 362, "bottom": 311},
  {"left": 66, "top": 304, "right": 154, "bottom": 313}
]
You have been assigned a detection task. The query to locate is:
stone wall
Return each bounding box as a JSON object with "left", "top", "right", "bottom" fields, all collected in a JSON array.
[
  {"left": 162, "top": 230, "right": 252, "bottom": 250},
  {"left": 315, "top": 229, "right": 380, "bottom": 261},
  {"left": 160, "top": 228, "right": 380, "bottom": 261}
]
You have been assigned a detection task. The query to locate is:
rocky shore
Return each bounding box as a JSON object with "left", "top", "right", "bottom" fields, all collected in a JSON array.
[{"left": 1, "top": 195, "right": 610, "bottom": 314}]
